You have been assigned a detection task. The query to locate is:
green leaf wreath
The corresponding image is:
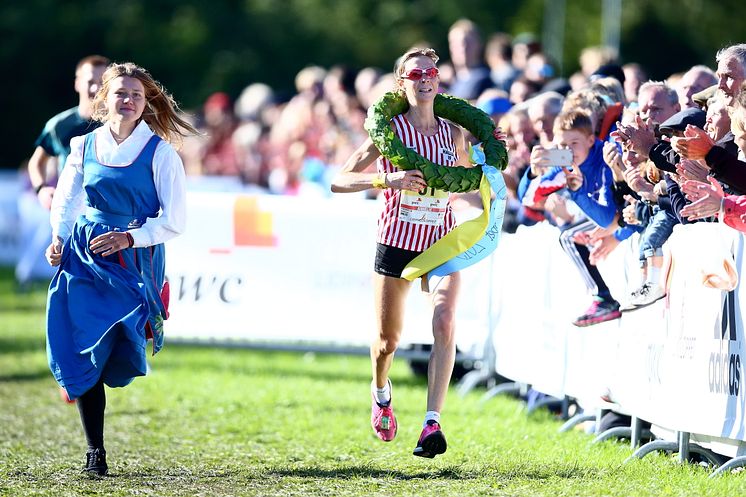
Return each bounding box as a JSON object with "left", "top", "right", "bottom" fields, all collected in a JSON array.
[{"left": 364, "top": 91, "right": 508, "bottom": 193}]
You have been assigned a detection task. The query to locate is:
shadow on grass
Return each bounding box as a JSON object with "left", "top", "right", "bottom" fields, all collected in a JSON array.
[
  {"left": 266, "top": 465, "right": 478, "bottom": 480},
  {"left": 496, "top": 464, "right": 599, "bottom": 481},
  {"left": 53, "top": 462, "right": 597, "bottom": 486},
  {"left": 109, "top": 408, "right": 157, "bottom": 418},
  {"left": 265, "top": 464, "right": 595, "bottom": 481}
]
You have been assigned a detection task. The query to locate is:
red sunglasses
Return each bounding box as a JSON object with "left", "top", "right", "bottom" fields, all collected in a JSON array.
[{"left": 401, "top": 67, "right": 439, "bottom": 81}]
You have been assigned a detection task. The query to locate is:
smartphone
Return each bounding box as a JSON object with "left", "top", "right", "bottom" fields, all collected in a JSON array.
[{"left": 543, "top": 148, "right": 573, "bottom": 167}]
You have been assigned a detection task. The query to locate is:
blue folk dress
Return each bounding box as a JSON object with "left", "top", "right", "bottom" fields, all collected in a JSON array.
[{"left": 47, "top": 133, "right": 168, "bottom": 400}]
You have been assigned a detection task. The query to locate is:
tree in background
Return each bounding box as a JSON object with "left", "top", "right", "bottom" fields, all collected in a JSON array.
[{"left": 2, "top": 0, "right": 743, "bottom": 169}]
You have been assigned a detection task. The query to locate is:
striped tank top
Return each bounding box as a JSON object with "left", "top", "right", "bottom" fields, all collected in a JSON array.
[{"left": 376, "top": 114, "right": 457, "bottom": 252}]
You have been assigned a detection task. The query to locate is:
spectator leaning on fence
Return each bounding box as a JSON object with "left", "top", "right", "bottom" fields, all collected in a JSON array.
[
  {"left": 520, "top": 109, "right": 620, "bottom": 326},
  {"left": 669, "top": 46, "right": 746, "bottom": 194},
  {"left": 586, "top": 109, "right": 641, "bottom": 268},
  {"left": 609, "top": 82, "right": 683, "bottom": 308},
  {"left": 679, "top": 83, "right": 746, "bottom": 225},
  {"left": 624, "top": 111, "right": 709, "bottom": 310}
]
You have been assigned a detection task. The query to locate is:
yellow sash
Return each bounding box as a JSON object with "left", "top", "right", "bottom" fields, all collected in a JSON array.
[{"left": 401, "top": 172, "right": 491, "bottom": 281}]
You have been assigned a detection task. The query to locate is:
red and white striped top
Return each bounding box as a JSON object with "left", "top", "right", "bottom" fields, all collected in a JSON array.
[{"left": 376, "top": 114, "right": 457, "bottom": 252}]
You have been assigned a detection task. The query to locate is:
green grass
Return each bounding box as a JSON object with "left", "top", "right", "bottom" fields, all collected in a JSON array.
[{"left": 1, "top": 267, "right": 745, "bottom": 496}]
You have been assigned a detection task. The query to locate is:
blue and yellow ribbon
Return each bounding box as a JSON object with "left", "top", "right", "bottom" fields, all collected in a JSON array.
[{"left": 401, "top": 146, "right": 507, "bottom": 285}]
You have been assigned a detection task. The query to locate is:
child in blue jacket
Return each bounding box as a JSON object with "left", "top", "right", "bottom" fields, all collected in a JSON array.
[{"left": 520, "top": 110, "right": 621, "bottom": 326}]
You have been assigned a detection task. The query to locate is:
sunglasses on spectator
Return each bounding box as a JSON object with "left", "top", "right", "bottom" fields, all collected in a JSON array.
[{"left": 401, "top": 67, "right": 439, "bottom": 81}]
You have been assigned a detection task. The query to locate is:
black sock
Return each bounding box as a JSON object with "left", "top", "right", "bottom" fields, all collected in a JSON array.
[{"left": 77, "top": 379, "right": 106, "bottom": 451}]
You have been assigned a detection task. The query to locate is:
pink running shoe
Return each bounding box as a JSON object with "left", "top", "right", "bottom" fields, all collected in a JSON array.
[
  {"left": 413, "top": 420, "right": 447, "bottom": 458},
  {"left": 371, "top": 380, "right": 397, "bottom": 442}
]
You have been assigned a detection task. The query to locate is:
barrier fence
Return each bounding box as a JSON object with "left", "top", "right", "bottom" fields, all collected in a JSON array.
[{"left": 485, "top": 220, "right": 746, "bottom": 475}]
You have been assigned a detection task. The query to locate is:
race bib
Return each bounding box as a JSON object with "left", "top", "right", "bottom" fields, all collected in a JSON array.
[{"left": 398, "top": 187, "right": 449, "bottom": 226}]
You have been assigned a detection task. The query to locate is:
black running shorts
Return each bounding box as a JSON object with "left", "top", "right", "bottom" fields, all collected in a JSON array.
[{"left": 374, "top": 243, "right": 422, "bottom": 278}]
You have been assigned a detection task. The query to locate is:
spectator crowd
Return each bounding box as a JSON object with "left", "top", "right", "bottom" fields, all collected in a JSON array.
[
  {"left": 23, "top": 19, "right": 746, "bottom": 330},
  {"left": 173, "top": 20, "right": 746, "bottom": 327}
]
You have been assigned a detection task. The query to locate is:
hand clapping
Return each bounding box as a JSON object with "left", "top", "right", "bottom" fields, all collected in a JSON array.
[
  {"left": 670, "top": 125, "right": 714, "bottom": 160},
  {"left": 679, "top": 176, "right": 724, "bottom": 220}
]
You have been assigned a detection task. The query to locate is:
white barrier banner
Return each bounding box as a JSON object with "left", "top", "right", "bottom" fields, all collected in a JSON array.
[
  {"left": 490, "top": 222, "right": 587, "bottom": 398},
  {"left": 165, "top": 192, "right": 490, "bottom": 357},
  {"left": 561, "top": 235, "right": 638, "bottom": 409},
  {"left": 610, "top": 223, "right": 746, "bottom": 441},
  {"left": 490, "top": 221, "right": 746, "bottom": 442},
  {"left": 0, "top": 172, "right": 21, "bottom": 265}
]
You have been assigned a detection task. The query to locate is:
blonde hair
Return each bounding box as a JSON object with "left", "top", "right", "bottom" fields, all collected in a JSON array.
[
  {"left": 562, "top": 89, "right": 607, "bottom": 134},
  {"left": 393, "top": 47, "right": 439, "bottom": 80},
  {"left": 92, "top": 62, "right": 198, "bottom": 146},
  {"left": 553, "top": 110, "right": 594, "bottom": 137},
  {"left": 590, "top": 77, "right": 626, "bottom": 105}
]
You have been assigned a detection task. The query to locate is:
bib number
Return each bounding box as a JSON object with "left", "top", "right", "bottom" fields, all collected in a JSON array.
[{"left": 398, "top": 187, "right": 448, "bottom": 226}]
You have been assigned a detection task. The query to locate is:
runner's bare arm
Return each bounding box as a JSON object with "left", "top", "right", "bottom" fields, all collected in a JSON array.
[{"left": 330, "top": 137, "right": 383, "bottom": 193}]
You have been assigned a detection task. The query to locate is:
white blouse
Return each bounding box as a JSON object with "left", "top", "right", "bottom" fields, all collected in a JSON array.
[{"left": 50, "top": 120, "right": 187, "bottom": 247}]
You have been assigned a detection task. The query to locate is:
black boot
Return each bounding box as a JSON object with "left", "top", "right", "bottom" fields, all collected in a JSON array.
[{"left": 83, "top": 448, "right": 108, "bottom": 476}]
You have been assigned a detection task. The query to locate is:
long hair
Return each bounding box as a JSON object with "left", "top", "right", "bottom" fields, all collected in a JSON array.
[{"left": 92, "top": 62, "right": 199, "bottom": 147}]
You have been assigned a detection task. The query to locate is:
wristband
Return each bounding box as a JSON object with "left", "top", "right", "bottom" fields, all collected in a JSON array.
[
  {"left": 371, "top": 173, "right": 387, "bottom": 189},
  {"left": 34, "top": 184, "right": 45, "bottom": 194},
  {"left": 125, "top": 232, "right": 134, "bottom": 248}
]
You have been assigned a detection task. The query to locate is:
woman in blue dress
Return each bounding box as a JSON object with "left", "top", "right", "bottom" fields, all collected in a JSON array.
[{"left": 45, "top": 62, "right": 198, "bottom": 476}]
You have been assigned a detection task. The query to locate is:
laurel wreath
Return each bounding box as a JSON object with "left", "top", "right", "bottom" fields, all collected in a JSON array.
[{"left": 364, "top": 91, "right": 508, "bottom": 193}]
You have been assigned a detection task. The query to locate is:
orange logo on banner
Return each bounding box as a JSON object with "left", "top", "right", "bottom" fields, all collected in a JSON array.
[{"left": 233, "top": 196, "right": 277, "bottom": 247}]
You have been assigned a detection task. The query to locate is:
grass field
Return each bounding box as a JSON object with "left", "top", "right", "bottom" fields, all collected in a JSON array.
[{"left": 1, "top": 268, "right": 745, "bottom": 496}]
